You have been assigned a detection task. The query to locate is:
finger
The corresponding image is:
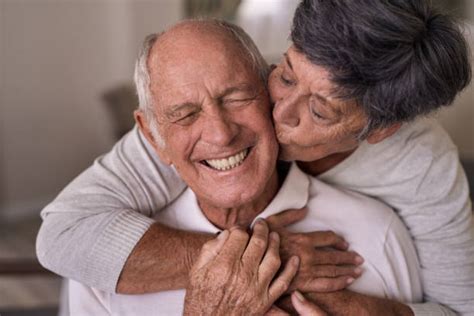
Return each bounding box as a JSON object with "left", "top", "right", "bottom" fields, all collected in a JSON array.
[
  {"left": 302, "top": 231, "right": 348, "bottom": 249},
  {"left": 267, "top": 207, "right": 308, "bottom": 228},
  {"left": 296, "top": 275, "right": 356, "bottom": 293},
  {"left": 265, "top": 305, "right": 290, "bottom": 316},
  {"left": 306, "top": 264, "right": 362, "bottom": 279},
  {"left": 268, "top": 256, "right": 299, "bottom": 302},
  {"left": 241, "top": 219, "right": 270, "bottom": 268},
  {"left": 217, "top": 227, "right": 250, "bottom": 262},
  {"left": 298, "top": 265, "right": 362, "bottom": 282},
  {"left": 258, "top": 232, "right": 282, "bottom": 284},
  {"left": 308, "top": 250, "right": 364, "bottom": 266},
  {"left": 291, "top": 291, "right": 327, "bottom": 316},
  {"left": 193, "top": 230, "right": 230, "bottom": 270}
]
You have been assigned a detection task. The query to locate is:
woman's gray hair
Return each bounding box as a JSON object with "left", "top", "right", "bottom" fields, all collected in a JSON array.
[
  {"left": 133, "top": 19, "right": 270, "bottom": 147},
  {"left": 292, "top": 0, "right": 471, "bottom": 139}
]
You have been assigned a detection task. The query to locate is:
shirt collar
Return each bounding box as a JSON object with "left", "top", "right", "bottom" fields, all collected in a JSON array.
[
  {"left": 185, "top": 163, "right": 310, "bottom": 231},
  {"left": 250, "top": 163, "right": 310, "bottom": 226}
]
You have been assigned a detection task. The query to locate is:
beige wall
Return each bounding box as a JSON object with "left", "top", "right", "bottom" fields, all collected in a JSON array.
[{"left": 0, "top": 0, "right": 183, "bottom": 220}]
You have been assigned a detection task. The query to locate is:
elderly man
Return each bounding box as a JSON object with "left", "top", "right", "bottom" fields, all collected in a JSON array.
[{"left": 67, "top": 20, "right": 421, "bottom": 315}]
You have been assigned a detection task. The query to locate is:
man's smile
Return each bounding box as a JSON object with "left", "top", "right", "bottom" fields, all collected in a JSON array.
[{"left": 201, "top": 148, "right": 251, "bottom": 171}]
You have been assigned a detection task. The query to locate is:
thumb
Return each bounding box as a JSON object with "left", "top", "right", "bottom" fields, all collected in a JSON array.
[
  {"left": 291, "top": 291, "right": 327, "bottom": 316},
  {"left": 267, "top": 207, "right": 308, "bottom": 228},
  {"left": 192, "top": 230, "right": 229, "bottom": 270}
]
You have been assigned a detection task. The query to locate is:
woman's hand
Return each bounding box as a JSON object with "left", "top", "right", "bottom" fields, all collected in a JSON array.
[
  {"left": 266, "top": 208, "right": 364, "bottom": 292},
  {"left": 184, "top": 219, "right": 299, "bottom": 316}
]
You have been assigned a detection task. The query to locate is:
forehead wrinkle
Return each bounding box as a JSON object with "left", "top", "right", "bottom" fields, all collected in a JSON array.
[
  {"left": 284, "top": 53, "right": 293, "bottom": 71},
  {"left": 217, "top": 83, "right": 258, "bottom": 98}
]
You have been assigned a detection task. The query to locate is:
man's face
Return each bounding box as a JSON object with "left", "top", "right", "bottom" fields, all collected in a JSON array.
[
  {"left": 146, "top": 28, "right": 279, "bottom": 209},
  {"left": 268, "top": 45, "right": 368, "bottom": 162}
]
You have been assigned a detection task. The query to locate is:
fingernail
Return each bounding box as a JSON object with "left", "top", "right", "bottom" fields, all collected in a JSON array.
[
  {"left": 270, "top": 231, "right": 279, "bottom": 241},
  {"left": 255, "top": 218, "right": 266, "bottom": 227},
  {"left": 346, "top": 277, "right": 355, "bottom": 284},
  {"left": 355, "top": 256, "right": 364, "bottom": 264},
  {"left": 342, "top": 241, "right": 349, "bottom": 249},
  {"left": 294, "top": 290, "right": 305, "bottom": 302},
  {"left": 291, "top": 256, "right": 300, "bottom": 266},
  {"left": 354, "top": 267, "right": 363, "bottom": 275}
]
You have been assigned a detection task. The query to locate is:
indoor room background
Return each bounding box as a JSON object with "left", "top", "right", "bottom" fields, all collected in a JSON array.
[{"left": 0, "top": 0, "right": 472, "bottom": 315}]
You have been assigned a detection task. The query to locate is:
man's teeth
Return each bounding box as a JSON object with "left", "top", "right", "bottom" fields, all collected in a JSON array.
[{"left": 205, "top": 149, "right": 249, "bottom": 171}]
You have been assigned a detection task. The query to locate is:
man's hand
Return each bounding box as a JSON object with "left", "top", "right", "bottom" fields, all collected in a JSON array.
[
  {"left": 266, "top": 208, "right": 364, "bottom": 292},
  {"left": 184, "top": 220, "right": 299, "bottom": 316}
]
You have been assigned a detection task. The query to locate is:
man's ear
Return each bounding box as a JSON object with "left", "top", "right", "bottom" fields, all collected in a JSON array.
[
  {"left": 134, "top": 110, "right": 172, "bottom": 165},
  {"left": 366, "top": 122, "right": 402, "bottom": 144}
]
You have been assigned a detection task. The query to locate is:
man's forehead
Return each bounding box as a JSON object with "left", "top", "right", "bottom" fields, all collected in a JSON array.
[
  {"left": 151, "top": 21, "right": 242, "bottom": 62},
  {"left": 148, "top": 24, "right": 254, "bottom": 83}
]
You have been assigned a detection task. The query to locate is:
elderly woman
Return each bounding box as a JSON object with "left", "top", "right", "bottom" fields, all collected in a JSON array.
[{"left": 37, "top": 0, "right": 472, "bottom": 315}]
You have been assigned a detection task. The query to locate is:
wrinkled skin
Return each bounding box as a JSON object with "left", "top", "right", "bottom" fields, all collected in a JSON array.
[
  {"left": 265, "top": 208, "right": 363, "bottom": 293},
  {"left": 184, "top": 221, "right": 299, "bottom": 316}
]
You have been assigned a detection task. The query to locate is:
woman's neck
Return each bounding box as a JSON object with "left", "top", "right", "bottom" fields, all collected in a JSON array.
[{"left": 297, "top": 148, "right": 357, "bottom": 176}]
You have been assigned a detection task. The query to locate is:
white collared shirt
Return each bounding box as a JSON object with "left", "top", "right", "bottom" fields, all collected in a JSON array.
[{"left": 69, "top": 163, "right": 422, "bottom": 316}]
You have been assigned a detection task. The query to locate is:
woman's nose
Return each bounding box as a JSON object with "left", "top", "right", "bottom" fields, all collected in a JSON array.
[{"left": 272, "top": 97, "right": 300, "bottom": 128}]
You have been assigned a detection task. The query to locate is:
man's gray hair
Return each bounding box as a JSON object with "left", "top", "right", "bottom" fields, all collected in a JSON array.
[{"left": 133, "top": 19, "right": 270, "bottom": 147}]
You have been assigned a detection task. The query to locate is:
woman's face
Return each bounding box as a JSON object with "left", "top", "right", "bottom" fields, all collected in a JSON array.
[{"left": 269, "top": 45, "right": 368, "bottom": 162}]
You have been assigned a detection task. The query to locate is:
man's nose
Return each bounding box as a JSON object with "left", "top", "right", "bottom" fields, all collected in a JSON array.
[
  {"left": 272, "top": 93, "right": 300, "bottom": 128},
  {"left": 201, "top": 111, "right": 239, "bottom": 146}
]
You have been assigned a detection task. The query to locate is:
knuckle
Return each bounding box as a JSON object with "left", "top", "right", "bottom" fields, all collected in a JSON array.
[
  {"left": 267, "top": 255, "right": 281, "bottom": 270},
  {"left": 293, "top": 233, "right": 307, "bottom": 244},
  {"left": 274, "top": 278, "right": 291, "bottom": 292},
  {"left": 252, "top": 236, "right": 267, "bottom": 249},
  {"left": 300, "top": 252, "right": 314, "bottom": 264}
]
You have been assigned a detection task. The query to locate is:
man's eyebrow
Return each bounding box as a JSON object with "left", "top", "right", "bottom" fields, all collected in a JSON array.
[
  {"left": 284, "top": 53, "right": 293, "bottom": 71},
  {"left": 218, "top": 84, "right": 256, "bottom": 98}
]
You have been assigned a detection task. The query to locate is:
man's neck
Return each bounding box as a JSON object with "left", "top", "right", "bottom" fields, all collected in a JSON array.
[{"left": 198, "top": 165, "right": 286, "bottom": 230}]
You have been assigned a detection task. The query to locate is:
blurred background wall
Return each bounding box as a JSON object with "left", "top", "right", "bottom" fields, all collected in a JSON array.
[
  {"left": 0, "top": 0, "right": 184, "bottom": 220},
  {"left": 0, "top": 0, "right": 472, "bottom": 223}
]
